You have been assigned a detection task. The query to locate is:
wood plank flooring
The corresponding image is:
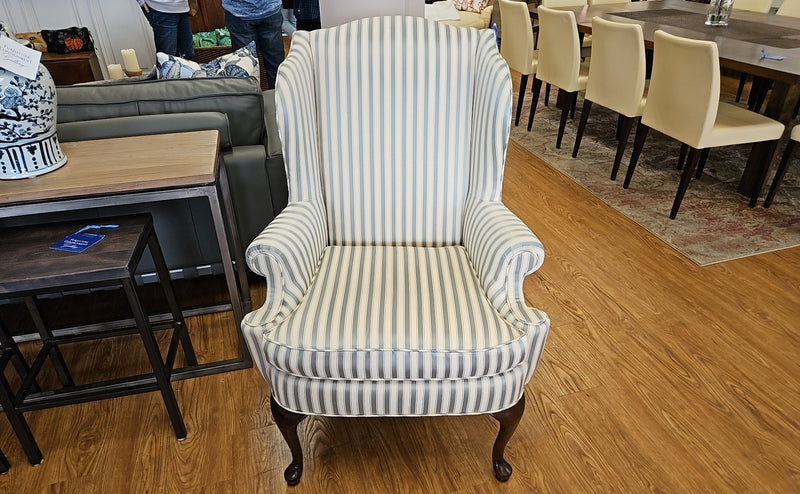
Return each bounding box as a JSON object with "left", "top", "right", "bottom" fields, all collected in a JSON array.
[{"left": 2, "top": 87, "right": 799, "bottom": 494}]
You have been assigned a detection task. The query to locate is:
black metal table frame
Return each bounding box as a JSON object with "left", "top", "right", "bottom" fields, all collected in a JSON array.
[{"left": 0, "top": 157, "right": 253, "bottom": 379}]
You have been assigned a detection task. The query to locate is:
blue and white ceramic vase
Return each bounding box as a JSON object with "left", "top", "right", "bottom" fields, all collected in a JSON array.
[{"left": 0, "top": 20, "right": 66, "bottom": 180}]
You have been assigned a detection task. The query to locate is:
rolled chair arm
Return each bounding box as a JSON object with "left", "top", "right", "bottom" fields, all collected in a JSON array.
[
  {"left": 463, "top": 201, "right": 549, "bottom": 380},
  {"left": 464, "top": 201, "right": 547, "bottom": 316},
  {"left": 243, "top": 201, "right": 327, "bottom": 332}
]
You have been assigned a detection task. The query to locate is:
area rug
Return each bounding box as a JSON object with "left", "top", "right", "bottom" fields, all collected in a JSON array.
[{"left": 509, "top": 90, "right": 800, "bottom": 266}]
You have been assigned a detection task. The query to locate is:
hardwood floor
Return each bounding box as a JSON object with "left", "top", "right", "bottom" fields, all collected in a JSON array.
[{"left": 2, "top": 94, "right": 800, "bottom": 493}]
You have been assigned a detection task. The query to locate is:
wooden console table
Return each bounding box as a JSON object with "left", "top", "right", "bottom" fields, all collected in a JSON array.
[
  {"left": 0, "top": 130, "right": 252, "bottom": 378},
  {"left": 41, "top": 51, "right": 102, "bottom": 85}
]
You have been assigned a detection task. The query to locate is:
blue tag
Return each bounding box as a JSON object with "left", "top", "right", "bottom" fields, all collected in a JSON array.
[{"left": 50, "top": 224, "right": 119, "bottom": 253}]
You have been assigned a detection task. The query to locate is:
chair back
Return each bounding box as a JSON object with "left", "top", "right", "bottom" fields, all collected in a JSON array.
[
  {"left": 588, "top": 0, "right": 630, "bottom": 5},
  {"left": 275, "top": 16, "right": 512, "bottom": 246},
  {"left": 732, "top": 0, "right": 773, "bottom": 13},
  {"left": 584, "top": 16, "right": 645, "bottom": 117},
  {"left": 536, "top": 6, "right": 582, "bottom": 91},
  {"left": 641, "top": 30, "right": 719, "bottom": 149},
  {"left": 541, "top": 0, "right": 586, "bottom": 7},
  {"left": 498, "top": 0, "right": 536, "bottom": 75},
  {"left": 777, "top": 0, "right": 800, "bottom": 16}
]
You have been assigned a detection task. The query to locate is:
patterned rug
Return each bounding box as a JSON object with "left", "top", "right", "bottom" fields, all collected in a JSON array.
[{"left": 509, "top": 89, "right": 800, "bottom": 266}]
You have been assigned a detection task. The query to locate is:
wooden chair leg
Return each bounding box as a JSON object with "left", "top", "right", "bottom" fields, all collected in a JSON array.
[
  {"left": 671, "top": 146, "right": 702, "bottom": 219},
  {"left": 515, "top": 74, "right": 529, "bottom": 127},
  {"left": 694, "top": 148, "right": 710, "bottom": 179},
  {"left": 0, "top": 446, "right": 9, "bottom": 473},
  {"left": 736, "top": 72, "right": 748, "bottom": 103},
  {"left": 555, "top": 89, "right": 571, "bottom": 149},
  {"left": 611, "top": 115, "right": 636, "bottom": 181},
  {"left": 677, "top": 144, "right": 688, "bottom": 170},
  {"left": 765, "top": 139, "right": 796, "bottom": 208},
  {"left": 624, "top": 122, "right": 650, "bottom": 189},
  {"left": 490, "top": 394, "right": 526, "bottom": 482},
  {"left": 528, "top": 77, "right": 543, "bottom": 132},
  {"left": 544, "top": 82, "right": 551, "bottom": 107},
  {"left": 271, "top": 394, "right": 307, "bottom": 486},
  {"left": 749, "top": 139, "right": 780, "bottom": 208},
  {"left": 572, "top": 99, "right": 593, "bottom": 158}
]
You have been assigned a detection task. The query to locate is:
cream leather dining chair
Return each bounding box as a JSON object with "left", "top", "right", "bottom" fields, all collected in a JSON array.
[
  {"left": 777, "top": 0, "right": 800, "bottom": 16},
  {"left": 528, "top": 6, "right": 589, "bottom": 150},
  {"left": 623, "top": 30, "right": 784, "bottom": 218},
  {"left": 498, "top": 0, "right": 538, "bottom": 126},
  {"left": 732, "top": 0, "right": 774, "bottom": 106},
  {"left": 572, "top": 17, "right": 646, "bottom": 181},
  {"left": 764, "top": 125, "right": 800, "bottom": 207},
  {"left": 538, "top": 0, "right": 589, "bottom": 107}
]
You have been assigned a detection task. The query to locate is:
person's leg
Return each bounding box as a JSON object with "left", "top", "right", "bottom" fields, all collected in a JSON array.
[
  {"left": 256, "top": 10, "right": 286, "bottom": 89},
  {"left": 225, "top": 11, "right": 257, "bottom": 51},
  {"left": 144, "top": 8, "right": 179, "bottom": 55},
  {"left": 176, "top": 12, "right": 195, "bottom": 60},
  {"left": 282, "top": 9, "right": 297, "bottom": 37},
  {"left": 295, "top": 17, "right": 320, "bottom": 31}
]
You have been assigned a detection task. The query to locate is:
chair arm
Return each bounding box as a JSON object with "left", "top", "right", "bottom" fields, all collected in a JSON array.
[
  {"left": 243, "top": 201, "right": 327, "bottom": 331},
  {"left": 463, "top": 201, "right": 546, "bottom": 319}
]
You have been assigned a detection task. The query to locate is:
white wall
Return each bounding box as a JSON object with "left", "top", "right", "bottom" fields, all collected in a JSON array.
[
  {"left": 0, "top": 0, "right": 157, "bottom": 79},
  {"left": 320, "top": 0, "right": 425, "bottom": 28}
]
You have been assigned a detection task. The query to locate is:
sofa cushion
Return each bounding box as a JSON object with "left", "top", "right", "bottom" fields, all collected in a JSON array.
[{"left": 56, "top": 77, "right": 265, "bottom": 148}]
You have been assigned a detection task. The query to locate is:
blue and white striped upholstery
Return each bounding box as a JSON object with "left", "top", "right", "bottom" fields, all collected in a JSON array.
[{"left": 243, "top": 16, "right": 550, "bottom": 417}]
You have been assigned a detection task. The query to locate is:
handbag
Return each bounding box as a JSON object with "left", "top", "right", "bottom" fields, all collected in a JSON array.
[{"left": 40, "top": 27, "right": 94, "bottom": 54}]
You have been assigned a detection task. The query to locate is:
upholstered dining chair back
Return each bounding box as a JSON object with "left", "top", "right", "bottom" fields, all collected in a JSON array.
[
  {"left": 732, "top": 0, "right": 773, "bottom": 12},
  {"left": 588, "top": 0, "right": 630, "bottom": 5},
  {"left": 536, "top": 6, "right": 582, "bottom": 92},
  {"left": 540, "top": 0, "right": 586, "bottom": 7},
  {"left": 276, "top": 16, "right": 510, "bottom": 247},
  {"left": 777, "top": 0, "right": 800, "bottom": 16},
  {"left": 641, "top": 30, "right": 719, "bottom": 149},
  {"left": 498, "top": 0, "right": 536, "bottom": 75},
  {"left": 584, "top": 17, "right": 646, "bottom": 118}
]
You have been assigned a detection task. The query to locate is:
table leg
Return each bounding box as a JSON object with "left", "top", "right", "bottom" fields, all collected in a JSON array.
[
  {"left": 739, "top": 81, "right": 800, "bottom": 199},
  {"left": 205, "top": 186, "right": 252, "bottom": 367},
  {"left": 122, "top": 277, "right": 187, "bottom": 440}
]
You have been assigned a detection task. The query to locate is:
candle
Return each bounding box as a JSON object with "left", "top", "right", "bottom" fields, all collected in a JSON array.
[
  {"left": 107, "top": 63, "right": 125, "bottom": 79},
  {"left": 121, "top": 48, "right": 140, "bottom": 72}
]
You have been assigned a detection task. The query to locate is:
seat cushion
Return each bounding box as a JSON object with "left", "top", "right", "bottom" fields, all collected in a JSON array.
[{"left": 261, "top": 245, "right": 532, "bottom": 381}]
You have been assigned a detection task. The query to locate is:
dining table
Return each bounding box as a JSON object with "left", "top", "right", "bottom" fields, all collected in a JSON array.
[{"left": 529, "top": 0, "right": 800, "bottom": 201}]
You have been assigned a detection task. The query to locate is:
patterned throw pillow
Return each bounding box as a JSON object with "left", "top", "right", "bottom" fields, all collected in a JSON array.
[
  {"left": 157, "top": 41, "right": 259, "bottom": 82},
  {"left": 453, "top": 0, "right": 489, "bottom": 12}
]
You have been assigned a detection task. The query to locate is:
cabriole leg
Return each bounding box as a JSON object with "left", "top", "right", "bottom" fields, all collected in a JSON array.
[
  {"left": 271, "top": 394, "right": 307, "bottom": 486},
  {"left": 490, "top": 394, "right": 526, "bottom": 482}
]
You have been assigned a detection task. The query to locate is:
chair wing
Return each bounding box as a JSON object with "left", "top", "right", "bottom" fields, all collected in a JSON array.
[{"left": 641, "top": 30, "right": 719, "bottom": 149}]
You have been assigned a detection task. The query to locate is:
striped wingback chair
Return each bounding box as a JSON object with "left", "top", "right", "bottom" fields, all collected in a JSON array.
[{"left": 242, "top": 15, "right": 550, "bottom": 485}]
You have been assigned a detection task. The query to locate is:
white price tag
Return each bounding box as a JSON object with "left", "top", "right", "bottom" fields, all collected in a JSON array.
[{"left": 0, "top": 35, "right": 42, "bottom": 80}]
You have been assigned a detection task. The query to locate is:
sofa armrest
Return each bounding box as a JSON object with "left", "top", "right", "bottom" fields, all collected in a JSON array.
[{"left": 262, "top": 90, "right": 282, "bottom": 158}]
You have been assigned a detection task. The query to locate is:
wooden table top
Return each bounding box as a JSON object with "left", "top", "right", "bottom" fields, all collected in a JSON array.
[
  {"left": 0, "top": 130, "right": 220, "bottom": 205},
  {"left": 530, "top": 0, "right": 800, "bottom": 83},
  {"left": 0, "top": 214, "right": 153, "bottom": 295}
]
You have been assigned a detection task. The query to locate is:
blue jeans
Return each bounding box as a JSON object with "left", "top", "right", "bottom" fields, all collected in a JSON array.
[
  {"left": 225, "top": 9, "right": 285, "bottom": 89},
  {"left": 144, "top": 8, "right": 195, "bottom": 60}
]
